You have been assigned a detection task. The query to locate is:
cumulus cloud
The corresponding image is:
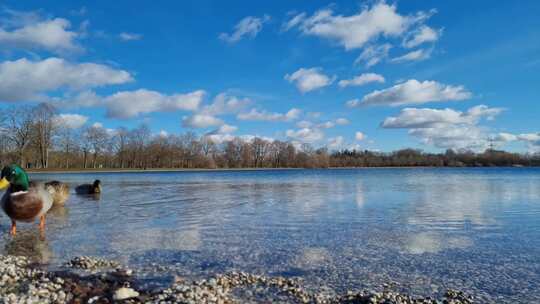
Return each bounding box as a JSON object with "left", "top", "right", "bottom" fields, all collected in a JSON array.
[
  {"left": 346, "top": 99, "right": 360, "bottom": 108},
  {"left": 104, "top": 89, "right": 205, "bottom": 119},
  {"left": 286, "top": 128, "right": 324, "bottom": 143},
  {"left": 516, "top": 133, "right": 540, "bottom": 150},
  {"left": 355, "top": 132, "right": 366, "bottom": 141},
  {"left": 0, "top": 58, "right": 133, "bottom": 102},
  {"left": 381, "top": 105, "right": 505, "bottom": 150},
  {"left": 218, "top": 124, "right": 238, "bottom": 134},
  {"left": 391, "top": 48, "right": 432, "bottom": 63},
  {"left": 53, "top": 113, "right": 88, "bottom": 129},
  {"left": 119, "top": 32, "right": 142, "bottom": 41},
  {"left": 355, "top": 44, "right": 391, "bottom": 68},
  {"left": 286, "top": 3, "right": 426, "bottom": 50},
  {"left": 296, "top": 120, "right": 313, "bottom": 128},
  {"left": 328, "top": 136, "right": 345, "bottom": 150},
  {"left": 0, "top": 10, "right": 81, "bottom": 53},
  {"left": 403, "top": 25, "right": 441, "bottom": 48},
  {"left": 237, "top": 108, "right": 301, "bottom": 122},
  {"left": 493, "top": 132, "right": 518, "bottom": 142},
  {"left": 317, "top": 121, "right": 335, "bottom": 129},
  {"left": 382, "top": 105, "right": 504, "bottom": 129},
  {"left": 339, "top": 73, "right": 385, "bottom": 88},
  {"left": 285, "top": 67, "right": 334, "bottom": 93},
  {"left": 335, "top": 118, "right": 350, "bottom": 125},
  {"left": 201, "top": 93, "right": 251, "bottom": 115},
  {"left": 182, "top": 114, "right": 223, "bottom": 128},
  {"left": 355, "top": 79, "right": 472, "bottom": 107},
  {"left": 219, "top": 15, "right": 270, "bottom": 43}
]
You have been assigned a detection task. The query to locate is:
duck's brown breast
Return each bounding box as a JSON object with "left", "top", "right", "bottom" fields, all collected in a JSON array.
[{"left": 4, "top": 191, "right": 43, "bottom": 222}]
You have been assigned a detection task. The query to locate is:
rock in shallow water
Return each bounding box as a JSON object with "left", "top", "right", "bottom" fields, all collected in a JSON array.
[{"left": 113, "top": 287, "right": 140, "bottom": 300}]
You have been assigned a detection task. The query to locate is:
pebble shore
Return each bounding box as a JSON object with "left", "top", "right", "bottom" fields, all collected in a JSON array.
[{"left": 0, "top": 255, "right": 475, "bottom": 304}]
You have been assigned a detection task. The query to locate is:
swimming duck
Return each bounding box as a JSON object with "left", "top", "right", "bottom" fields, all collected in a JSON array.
[
  {"left": 0, "top": 164, "right": 54, "bottom": 235},
  {"left": 75, "top": 180, "right": 101, "bottom": 195}
]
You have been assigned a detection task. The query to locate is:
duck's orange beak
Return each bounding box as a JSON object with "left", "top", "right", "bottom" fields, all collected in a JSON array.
[{"left": 0, "top": 177, "right": 10, "bottom": 190}]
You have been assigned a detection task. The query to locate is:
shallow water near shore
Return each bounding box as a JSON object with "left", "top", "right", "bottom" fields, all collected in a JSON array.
[{"left": 1, "top": 168, "right": 540, "bottom": 302}]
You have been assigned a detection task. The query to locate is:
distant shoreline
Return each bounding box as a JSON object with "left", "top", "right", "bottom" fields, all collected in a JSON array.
[{"left": 26, "top": 166, "right": 534, "bottom": 174}]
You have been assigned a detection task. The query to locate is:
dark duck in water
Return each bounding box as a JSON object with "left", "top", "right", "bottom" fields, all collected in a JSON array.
[{"left": 75, "top": 180, "right": 102, "bottom": 195}]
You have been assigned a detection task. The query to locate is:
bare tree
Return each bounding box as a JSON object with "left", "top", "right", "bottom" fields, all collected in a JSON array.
[
  {"left": 84, "top": 125, "right": 109, "bottom": 168},
  {"left": 32, "top": 103, "right": 57, "bottom": 168},
  {"left": 5, "top": 106, "right": 34, "bottom": 167}
]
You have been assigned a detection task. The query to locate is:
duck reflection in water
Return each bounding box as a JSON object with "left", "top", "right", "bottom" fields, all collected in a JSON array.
[{"left": 4, "top": 230, "right": 52, "bottom": 263}]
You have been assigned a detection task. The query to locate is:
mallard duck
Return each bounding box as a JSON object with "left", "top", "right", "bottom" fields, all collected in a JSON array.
[
  {"left": 0, "top": 164, "right": 54, "bottom": 235},
  {"left": 75, "top": 180, "right": 101, "bottom": 195},
  {"left": 29, "top": 180, "right": 70, "bottom": 206},
  {"left": 44, "top": 181, "right": 70, "bottom": 205}
]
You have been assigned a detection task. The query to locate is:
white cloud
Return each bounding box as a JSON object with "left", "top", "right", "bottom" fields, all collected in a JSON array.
[
  {"left": 355, "top": 44, "right": 391, "bottom": 68},
  {"left": 286, "top": 128, "right": 324, "bottom": 143},
  {"left": 53, "top": 113, "right": 88, "bottom": 129},
  {"left": 237, "top": 108, "right": 301, "bottom": 122},
  {"left": 182, "top": 114, "right": 223, "bottom": 128},
  {"left": 0, "top": 58, "right": 133, "bottom": 102},
  {"left": 218, "top": 124, "right": 238, "bottom": 134},
  {"left": 409, "top": 125, "right": 488, "bottom": 150},
  {"left": 296, "top": 120, "right": 313, "bottom": 128},
  {"left": 355, "top": 132, "right": 366, "bottom": 141},
  {"left": 382, "top": 106, "right": 504, "bottom": 129},
  {"left": 335, "top": 118, "right": 350, "bottom": 125},
  {"left": 356, "top": 79, "right": 472, "bottom": 107},
  {"left": 317, "top": 121, "right": 335, "bottom": 129},
  {"left": 391, "top": 48, "right": 432, "bottom": 63},
  {"left": 338, "top": 73, "right": 385, "bottom": 88},
  {"left": 491, "top": 132, "right": 540, "bottom": 151},
  {"left": 0, "top": 13, "right": 81, "bottom": 54},
  {"left": 381, "top": 105, "right": 505, "bottom": 150},
  {"left": 204, "top": 133, "right": 236, "bottom": 144},
  {"left": 105, "top": 89, "right": 205, "bottom": 119},
  {"left": 219, "top": 15, "right": 270, "bottom": 43},
  {"left": 158, "top": 130, "right": 168, "bottom": 137},
  {"left": 345, "top": 99, "right": 360, "bottom": 108},
  {"left": 119, "top": 32, "right": 142, "bottom": 41},
  {"left": 285, "top": 67, "right": 334, "bottom": 93},
  {"left": 403, "top": 25, "right": 441, "bottom": 48},
  {"left": 517, "top": 133, "right": 540, "bottom": 150},
  {"left": 382, "top": 108, "right": 469, "bottom": 129},
  {"left": 201, "top": 93, "right": 251, "bottom": 115},
  {"left": 289, "top": 3, "right": 421, "bottom": 50},
  {"left": 282, "top": 12, "right": 306, "bottom": 31},
  {"left": 328, "top": 136, "right": 345, "bottom": 150}
]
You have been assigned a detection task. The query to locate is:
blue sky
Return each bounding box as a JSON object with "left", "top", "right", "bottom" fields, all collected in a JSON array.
[{"left": 0, "top": 0, "right": 539, "bottom": 152}]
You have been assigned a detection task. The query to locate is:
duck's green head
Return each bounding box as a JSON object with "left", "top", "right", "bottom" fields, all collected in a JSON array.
[{"left": 0, "top": 164, "right": 29, "bottom": 191}]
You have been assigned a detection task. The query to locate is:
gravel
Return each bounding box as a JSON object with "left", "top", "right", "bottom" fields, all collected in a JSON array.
[{"left": 0, "top": 254, "right": 476, "bottom": 304}]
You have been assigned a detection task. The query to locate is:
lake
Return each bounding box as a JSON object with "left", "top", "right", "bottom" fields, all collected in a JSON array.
[{"left": 1, "top": 168, "right": 539, "bottom": 303}]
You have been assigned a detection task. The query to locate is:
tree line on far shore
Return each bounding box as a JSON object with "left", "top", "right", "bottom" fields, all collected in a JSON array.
[{"left": 0, "top": 103, "right": 539, "bottom": 170}]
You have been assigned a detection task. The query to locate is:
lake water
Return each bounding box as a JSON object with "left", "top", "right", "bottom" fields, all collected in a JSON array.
[{"left": 1, "top": 168, "right": 539, "bottom": 302}]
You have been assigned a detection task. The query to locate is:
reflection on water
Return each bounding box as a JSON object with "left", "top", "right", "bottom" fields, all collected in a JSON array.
[
  {"left": 0, "top": 168, "right": 539, "bottom": 303},
  {"left": 3, "top": 230, "right": 52, "bottom": 263}
]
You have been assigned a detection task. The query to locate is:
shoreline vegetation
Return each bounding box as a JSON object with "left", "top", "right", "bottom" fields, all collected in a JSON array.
[
  {"left": 0, "top": 254, "right": 474, "bottom": 304},
  {"left": 26, "top": 165, "right": 539, "bottom": 174},
  {"left": 1, "top": 104, "right": 539, "bottom": 171}
]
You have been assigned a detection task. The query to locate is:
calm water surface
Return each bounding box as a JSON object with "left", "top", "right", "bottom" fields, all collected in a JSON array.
[{"left": 1, "top": 168, "right": 540, "bottom": 302}]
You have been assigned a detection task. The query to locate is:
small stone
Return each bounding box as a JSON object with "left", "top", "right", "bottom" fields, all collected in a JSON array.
[{"left": 113, "top": 287, "right": 140, "bottom": 300}]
